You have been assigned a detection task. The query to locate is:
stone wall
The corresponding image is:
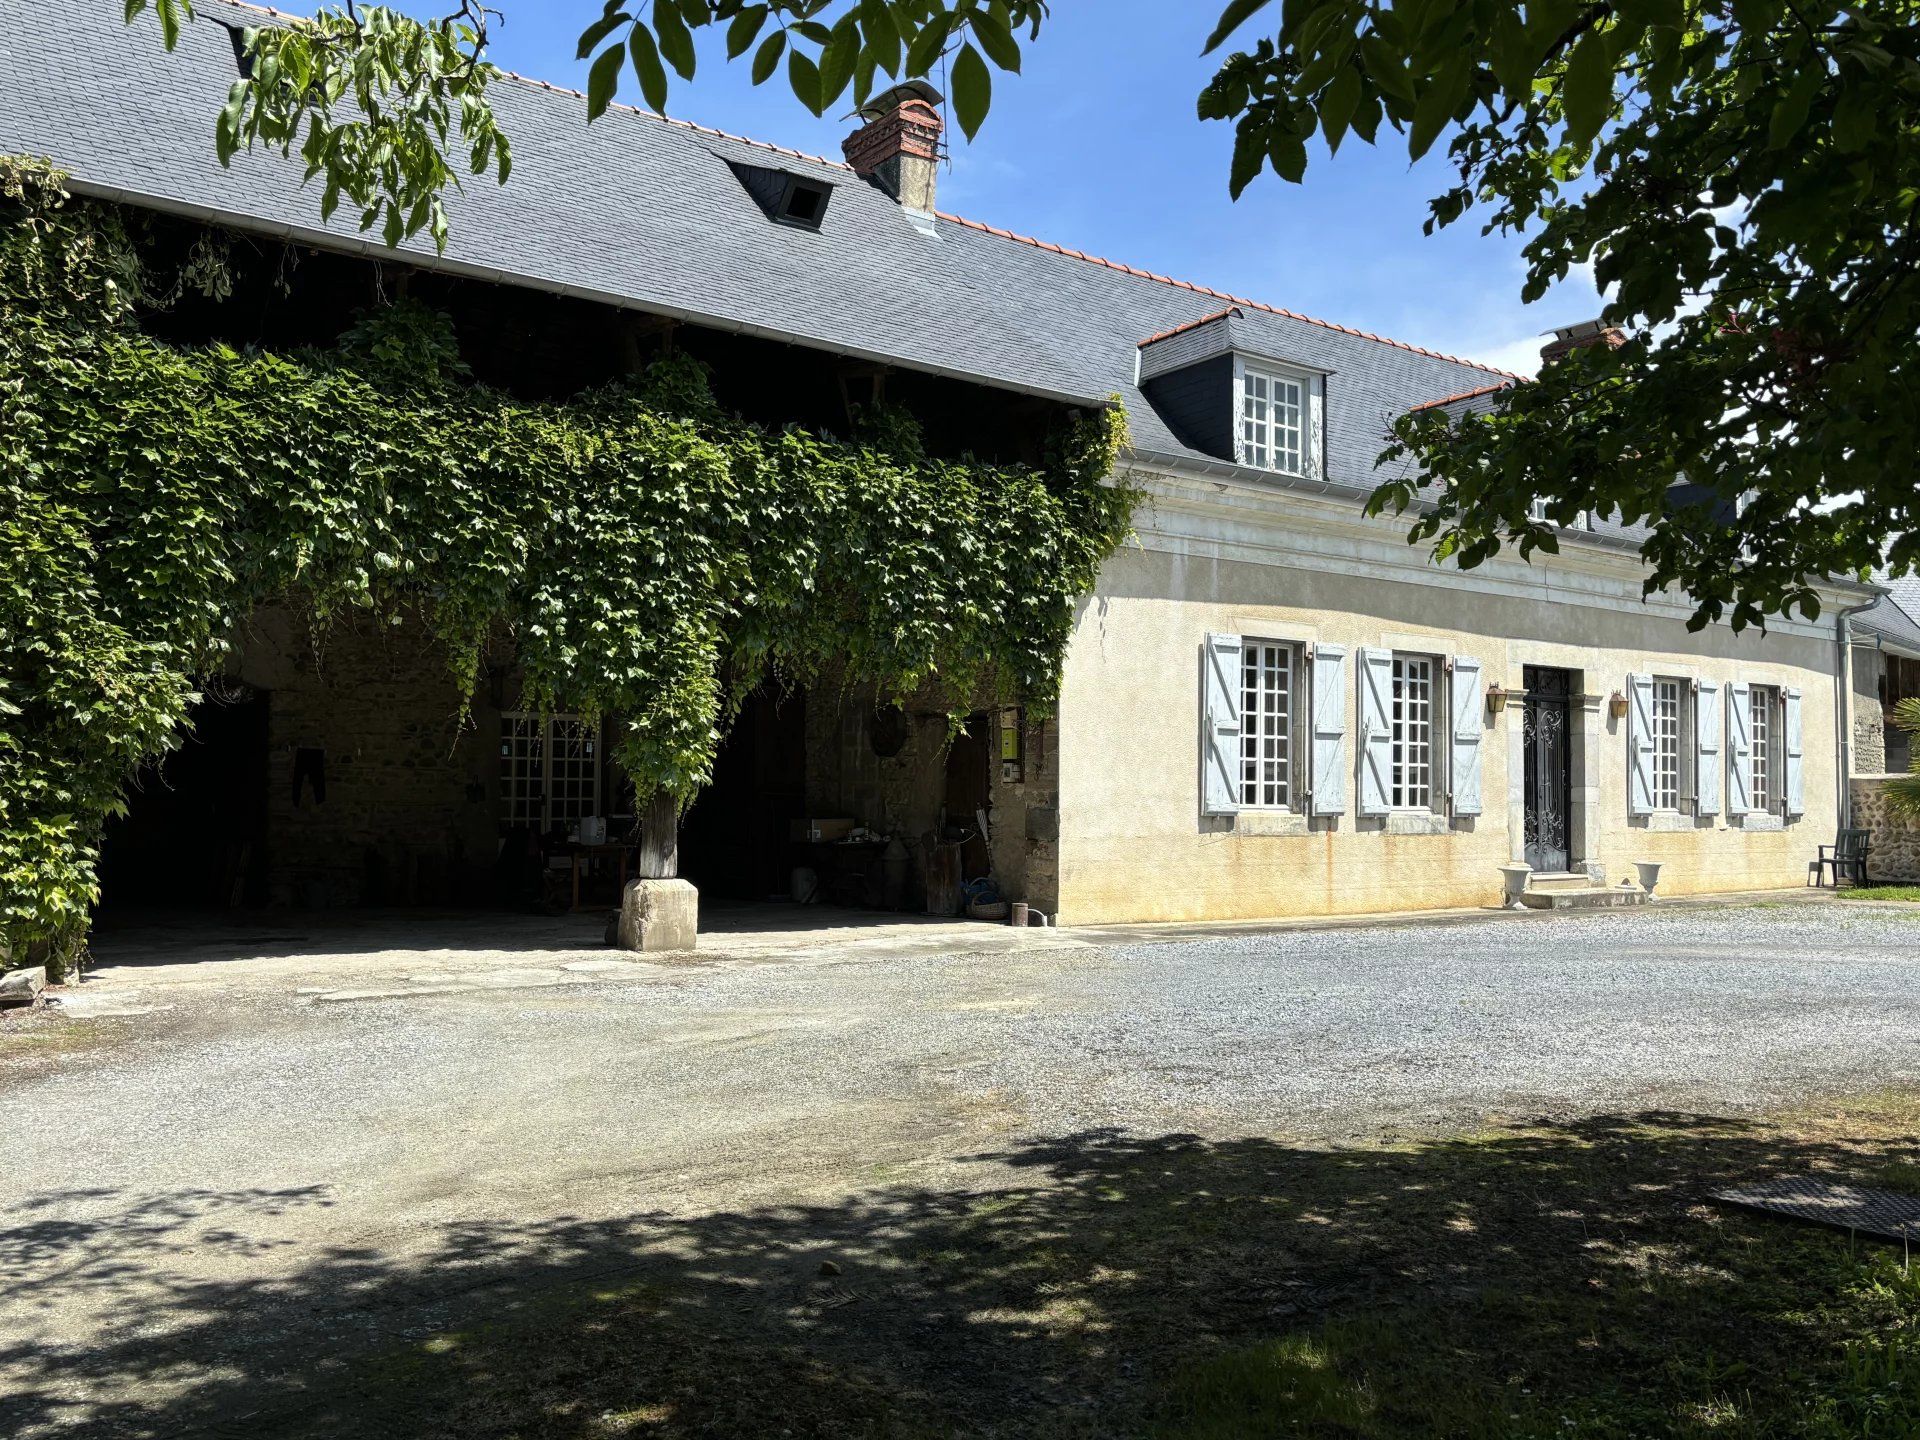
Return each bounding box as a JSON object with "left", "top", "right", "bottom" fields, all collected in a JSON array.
[
  {"left": 232, "top": 608, "right": 501, "bottom": 907},
  {"left": 1855, "top": 693, "right": 1887, "bottom": 775},
  {"left": 225, "top": 610, "right": 1065, "bottom": 916},
  {"left": 803, "top": 685, "right": 1061, "bottom": 915},
  {"left": 1850, "top": 776, "right": 1920, "bottom": 882},
  {"left": 990, "top": 715, "right": 1061, "bottom": 915}
]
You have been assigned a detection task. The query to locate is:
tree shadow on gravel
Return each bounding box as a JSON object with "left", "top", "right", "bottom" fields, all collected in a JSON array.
[{"left": 6, "top": 1106, "right": 1920, "bottom": 1439}]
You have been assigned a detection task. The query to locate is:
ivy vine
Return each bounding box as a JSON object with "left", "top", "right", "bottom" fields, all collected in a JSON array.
[{"left": 0, "top": 157, "right": 1131, "bottom": 971}]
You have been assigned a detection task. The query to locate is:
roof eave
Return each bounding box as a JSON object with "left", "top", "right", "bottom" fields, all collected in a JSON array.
[
  {"left": 65, "top": 175, "right": 1111, "bottom": 412},
  {"left": 1122, "top": 445, "right": 1886, "bottom": 601}
]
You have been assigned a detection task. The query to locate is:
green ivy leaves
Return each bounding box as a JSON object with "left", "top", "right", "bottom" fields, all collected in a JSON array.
[{"left": 0, "top": 162, "right": 1130, "bottom": 960}]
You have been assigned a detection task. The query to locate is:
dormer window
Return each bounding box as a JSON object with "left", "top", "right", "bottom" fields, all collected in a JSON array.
[
  {"left": 725, "top": 159, "right": 834, "bottom": 232},
  {"left": 773, "top": 176, "right": 831, "bottom": 229},
  {"left": 1137, "top": 310, "right": 1326, "bottom": 475},
  {"left": 1238, "top": 360, "right": 1307, "bottom": 475}
]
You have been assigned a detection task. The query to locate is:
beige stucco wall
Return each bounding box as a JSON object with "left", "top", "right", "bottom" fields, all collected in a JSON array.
[{"left": 1053, "top": 483, "right": 1844, "bottom": 925}]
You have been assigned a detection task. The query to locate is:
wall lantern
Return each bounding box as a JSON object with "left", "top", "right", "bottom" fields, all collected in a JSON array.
[
  {"left": 1485, "top": 684, "right": 1510, "bottom": 715},
  {"left": 1609, "top": 690, "right": 1630, "bottom": 719}
]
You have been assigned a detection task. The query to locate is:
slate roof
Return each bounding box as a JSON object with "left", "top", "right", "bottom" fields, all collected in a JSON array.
[
  {"left": 1858, "top": 574, "right": 1920, "bottom": 653},
  {"left": 1406, "top": 380, "right": 1515, "bottom": 422},
  {"left": 1, "top": 0, "right": 1521, "bottom": 494}
]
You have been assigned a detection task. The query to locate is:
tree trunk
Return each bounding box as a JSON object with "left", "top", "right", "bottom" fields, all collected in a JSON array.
[{"left": 637, "top": 791, "right": 678, "bottom": 879}]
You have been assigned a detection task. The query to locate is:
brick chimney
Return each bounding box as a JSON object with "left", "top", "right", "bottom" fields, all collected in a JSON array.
[
  {"left": 1541, "top": 318, "right": 1627, "bottom": 365},
  {"left": 843, "top": 80, "right": 944, "bottom": 213}
]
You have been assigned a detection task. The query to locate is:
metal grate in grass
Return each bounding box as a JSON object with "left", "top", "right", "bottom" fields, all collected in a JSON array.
[{"left": 1712, "top": 1175, "right": 1920, "bottom": 1244}]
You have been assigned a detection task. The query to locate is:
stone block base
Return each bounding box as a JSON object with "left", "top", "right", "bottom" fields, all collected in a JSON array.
[
  {"left": 616, "top": 878, "right": 698, "bottom": 953},
  {"left": 1518, "top": 886, "right": 1648, "bottom": 910},
  {"left": 0, "top": 965, "right": 48, "bottom": 1008}
]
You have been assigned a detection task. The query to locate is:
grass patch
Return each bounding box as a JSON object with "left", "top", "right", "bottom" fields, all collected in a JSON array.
[
  {"left": 0, "top": 1011, "right": 117, "bottom": 1072},
  {"left": 1870, "top": 1160, "right": 1920, "bottom": 1196},
  {"left": 161, "top": 1097, "right": 1920, "bottom": 1439},
  {"left": 1835, "top": 885, "right": 1920, "bottom": 902}
]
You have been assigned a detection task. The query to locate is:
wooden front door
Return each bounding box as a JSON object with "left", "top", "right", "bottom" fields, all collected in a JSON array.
[{"left": 1523, "top": 666, "right": 1574, "bottom": 873}]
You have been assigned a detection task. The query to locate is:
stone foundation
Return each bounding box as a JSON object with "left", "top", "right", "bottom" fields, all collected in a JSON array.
[{"left": 1851, "top": 776, "right": 1920, "bottom": 882}]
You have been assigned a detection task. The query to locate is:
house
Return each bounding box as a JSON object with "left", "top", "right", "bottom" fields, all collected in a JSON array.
[
  {"left": 1846, "top": 577, "right": 1920, "bottom": 881},
  {"left": 5, "top": 0, "right": 1875, "bottom": 928},
  {"left": 1851, "top": 576, "right": 1920, "bottom": 776}
]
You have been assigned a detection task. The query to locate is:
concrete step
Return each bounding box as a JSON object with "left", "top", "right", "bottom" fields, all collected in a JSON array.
[
  {"left": 1518, "top": 885, "right": 1649, "bottom": 910},
  {"left": 1526, "top": 872, "right": 1595, "bottom": 893}
]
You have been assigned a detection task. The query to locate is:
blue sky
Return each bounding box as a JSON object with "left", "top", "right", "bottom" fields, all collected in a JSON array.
[{"left": 416, "top": 2, "right": 1602, "bottom": 377}]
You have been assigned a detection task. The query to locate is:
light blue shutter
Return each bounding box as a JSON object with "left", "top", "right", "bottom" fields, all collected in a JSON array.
[
  {"left": 1449, "top": 656, "right": 1483, "bottom": 817},
  {"left": 1356, "top": 647, "right": 1393, "bottom": 817},
  {"left": 1695, "top": 681, "right": 1721, "bottom": 816},
  {"left": 1309, "top": 643, "right": 1347, "bottom": 816},
  {"left": 1784, "top": 687, "right": 1805, "bottom": 816},
  {"left": 1726, "top": 681, "right": 1752, "bottom": 815},
  {"left": 1627, "top": 673, "right": 1655, "bottom": 817},
  {"left": 1202, "top": 633, "right": 1242, "bottom": 816}
]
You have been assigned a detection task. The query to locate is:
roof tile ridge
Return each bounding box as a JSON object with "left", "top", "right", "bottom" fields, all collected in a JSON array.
[
  {"left": 1406, "top": 380, "right": 1518, "bottom": 412},
  {"left": 1138, "top": 306, "right": 1240, "bottom": 349},
  {"left": 201, "top": 1, "right": 853, "bottom": 173},
  {"left": 935, "top": 210, "right": 1529, "bottom": 380},
  {"left": 493, "top": 69, "right": 855, "bottom": 171}
]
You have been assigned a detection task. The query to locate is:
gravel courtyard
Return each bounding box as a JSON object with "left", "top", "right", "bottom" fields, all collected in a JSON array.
[{"left": 5, "top": 898, "right": 1919, "bottom": 1436}]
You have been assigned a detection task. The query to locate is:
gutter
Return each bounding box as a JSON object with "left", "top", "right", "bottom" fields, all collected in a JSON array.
[
  {"left": 1125, "top": 444, "right": 1674, "bottom": 558},
  {"left": 62, "top": 175, "right": 1111, "bottom": 413},
  {"left": 1128, "top": 447, "right": 1889, "bottom": 607},
  {"left": 1125, "top": 444, "right": 1339, "bottom": 498}
]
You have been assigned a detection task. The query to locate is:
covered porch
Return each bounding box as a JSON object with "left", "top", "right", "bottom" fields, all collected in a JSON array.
[{"left": 91, "top": 607, "right": 1063, "bottom": 949}]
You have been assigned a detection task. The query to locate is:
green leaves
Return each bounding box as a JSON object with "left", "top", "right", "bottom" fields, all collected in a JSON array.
[
  {"left": 752, "top": 28, "right": 787, "bottom": 84},
  {"left": 629, "top": 25, "right": 670, "bottom": 111},
  {"left": 950, "top": 42, "right": 991, "bottom": 139},
  {"left": 1192, "top": 1, "right": 1920, "bottom": 641},
  {"left": 727, "top": 5, "right": 770, "bottom": 58},
  {"left": 560, "top": 1, "right": 1046, "bottom": 147},
  {"left": 125, "top": 0, "right": 193, "bottom": 51},
  {"left": 969, "top": 3, "right": 1021, "bottom": 73},
  {"left": 1559, "top": 27, "right": 1615, "bottom": 148},
  {"left": 587, "top": 41, "right": 627, "bottom": 118},
  {"left": 1766, "top": 64, "right": 1821, "bottom": 149},
  {"left": 0, "top": 161, "right": 1131, "bottom": 960},
  {"left": 1203, "top": 0, "right": 1273, "bottom": 56},
  {"left": 195, "top": 5, "right": 511, "bottom": 254},
  {"left": 125, "top": 2, "right": 1064, "bottom": 248},
  {"left": 576, "top": 7, "right": 633, "bottom": 60}
]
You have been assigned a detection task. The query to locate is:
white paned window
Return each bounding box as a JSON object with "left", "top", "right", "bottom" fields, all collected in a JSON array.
[
  {"left": 1240, "top": 364, "right": 1305, "bottom": 475},
  {"left": 500, "top": 715, "right": 545, "bottom": 827},
  {"left": 1239, "top": 641, "right": 1295, "bottom": 808},
  {"left": 1652, "top": 679, "right": 1682, "bottom": 810},
  {"left": 500, "top": 713, "right": 599, "bottom": 830},
  {"left": 1750, "top": 686, "right": 1775, "bottom": 812},
  {"left": 1390, "top": 654, "right": 1435, "bottom": 810}
]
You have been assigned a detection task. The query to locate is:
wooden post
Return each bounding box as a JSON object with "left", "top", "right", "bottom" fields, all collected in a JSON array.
[{"left": 637, "top": 791, "right": 678, "bottom": 880}]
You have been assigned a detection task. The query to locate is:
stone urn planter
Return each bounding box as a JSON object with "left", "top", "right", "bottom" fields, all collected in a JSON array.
[
  {"left": 1498, "top": 863, "right": 1533, "bottom": 910},
  {"left": 1633, "top": 860, "right": 1662, "bottom": 897}
]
